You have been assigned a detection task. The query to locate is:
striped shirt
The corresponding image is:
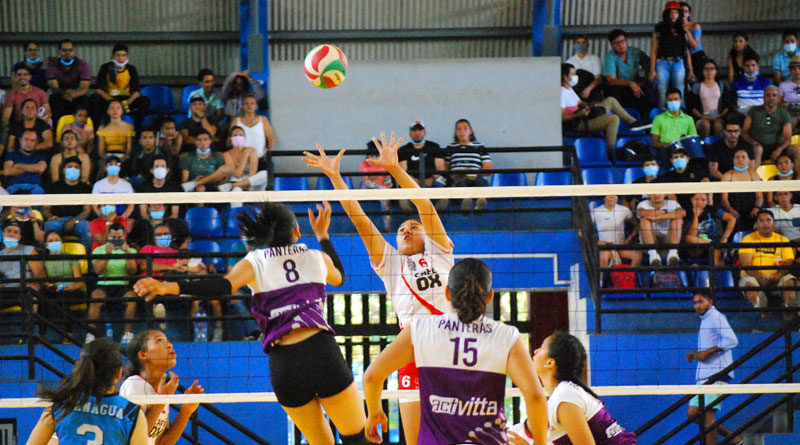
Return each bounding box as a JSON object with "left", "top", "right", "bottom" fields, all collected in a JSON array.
[
  {"left": 732, "top": 76, "right": 770, "bottom": 114},
  {"left": 446, "top": 142, "right": 491, "bottom": 179}
]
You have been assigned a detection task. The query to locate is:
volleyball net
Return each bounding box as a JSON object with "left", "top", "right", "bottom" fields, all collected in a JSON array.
[{"left": 1, "top": 176, "right": 800, "bottom": 444}]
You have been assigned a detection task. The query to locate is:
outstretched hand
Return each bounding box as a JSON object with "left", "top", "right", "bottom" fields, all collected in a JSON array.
[
  {"left": 365, "top": 409, "right": 389, "bottom": 443},
  {"left": 182, "top": 380, "right": 204, "bottom": 413},
  {"left": 133, "top": 277, "right": 171, "bottom": 302},
  {"left": 302, "top": 145, "right": 345, "bottom": 179},
  {"left": 157, "top": 371, "right": 180, "bottom": 395},
  {"left": 308, "top": 201, "right": 332, "bottom": 241},
  {"left": 366, "top": 131, "right": 404, "bottom": 170}
]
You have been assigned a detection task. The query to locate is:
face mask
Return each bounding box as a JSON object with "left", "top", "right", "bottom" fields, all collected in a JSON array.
[
  {"left": 109, "top": 238, "right": 124, "bottom": 248},
  {"left": 574, "top": 43, "right": 587, "bottom": 53},
  {"left": 412, "top": 139, "right": 426, "bottom": 145},
  {"left": 667, "top": 100, "right": 682, "bottom": 112},
  {"left": 644, "top": 165, "right": 659, "bottom": 177},
  {"left": 60, "top": 58, "right": 74, "bottom": 66},
  {"left": 672, "top": 157, "right": 688, "bottom": 170},
  {"left": 3, "top": 237, "right": 19, "bottom": 249},
  {"left": 17, "top": 208, "right": 30, "bottom": 216},
  {"left": 744, "top": 71, "right": 758, "bottom": 79},
  {"left": 64, "top": 167, "right": 81, "bottom": 181},
  {"left": 785, "top": 43, "right": 797, "bottom": 53},
  {"left": 26, "top": 57, "right": 41, "bottom": 64},
  {"left": 101, "top": 205, "right": 116, "bottom": 216},
  {"left": 231, "top": 135, "right": 246, "bottom": 148},
  {"left": 113, "top": 59, "right": 129, "bottom": 68},
  {"left": 733, "top": 165, "right": 749, "bottom": 172},
  {"left": 153, "top": 167, "right": 168, "bottom": 180},
  {"left": 197, "top": 147, "right": 211, "bottom": 156},
  {"left": 569, "top": 75, "right": 579, "bottom": 87},
  {"left": 150, "top": 210, "right": 165, "bottom": 220},
  {"left": 47, "top": 241, "right": 62, "bottom": 254},
  {"left": 155, "top": 234, "right": 172, "bottom": 248},
  {"left": 778, "top": 170, "right": 794, "bottom": 177},
  {"left": 106, "top": 165, "right": 121, "bottom": 176}
]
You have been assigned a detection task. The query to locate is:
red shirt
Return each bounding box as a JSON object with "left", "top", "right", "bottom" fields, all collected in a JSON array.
[
  {"left": 89, "top": 216, "right": 131, "bottom": 251},
  {"left": 5, "top": 86, "right": 49, "bottom": 122},
  {"left": 138, "top": 245, "right": 179, "bottom": 277}
]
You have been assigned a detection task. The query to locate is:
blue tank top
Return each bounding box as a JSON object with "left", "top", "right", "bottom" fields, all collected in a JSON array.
[
  {"left": 54, "top": 394, "right": 140, "bottom": 445},
  {"left": 690, "top": 28, "right": 703, "bottom": 53}
]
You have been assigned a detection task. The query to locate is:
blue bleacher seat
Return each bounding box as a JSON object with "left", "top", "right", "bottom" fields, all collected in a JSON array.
[
  {"left": 648, "top": 108, "right": 665, "bottom": 123},
  {"left": 622, "top": 167, "right": 645, "bottom": 184},
  {"left": 680, "top": 136, "right": 705, "bottom": 158},
  {"left": 617, "top": 119, "right": 645, "bottom": 137},
  {"left": 188, "top": 240, "right": 225, "bottom": 272},
  {"left": 581, "top": 168, "right": 614, "bottom": 185},
  {"left": 141, "top": 85, "right": 176, "bottom": 114},
  {"left": 218, "top": 239, "right": 247, "bottom": 269},
  {"left": 180, "top": 85, "right": 203, "bottom": 113},
  {"left": 185, "top": 207, "right": 222, "bottom": 238},
  {"left": 121, "top": 115, "right": 135, "bottom": 126},
  {"left": 491, "top": 173, "right": 528, "bottom": 187},
  {"left": 225, "top": 205, "right": 259, "bottom": 237},
  {"left": 535, "top": 171, "right": 572, "bottom": 186},
  {"left": 141, "top": 114, "right": 160, "bottom": 130},
  {"left": 713, "top": 270, "right": 739, "bottom": 298},
  {"left": 703, "top": 135, "right": 723, "bottom": 147},
  {"left": 624, "top": 108, "right": 642, "bottom": 121},
  {"left": 575, "top": 137, "right": 612, "bottom": 167},
  {"left": 172, "top": 113, "right": 188, "bottom": 125},
  {"left": 274, "top": 177, "right": 310, "bottom": 191},
  {"left": 316, "top": 176, "right": 353, "bottom": 190},
  {"left": 614, "top": 136, "right": 651, "bottom": 166}
]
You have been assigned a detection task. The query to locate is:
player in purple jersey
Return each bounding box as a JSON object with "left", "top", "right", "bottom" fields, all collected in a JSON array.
[
  {"left": 362, "top": 258, "right": 548, "bottom": 444},
  {"left": 134, "top": 202, "right": 372, "bottom": 445},
  {"left": 530, "top": 332, "right": 637, "bottom": 445}
]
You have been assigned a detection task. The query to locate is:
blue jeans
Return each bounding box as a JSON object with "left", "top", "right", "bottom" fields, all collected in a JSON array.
[
  {"left": 6, "top": 183, "right": 45, "bottom": 194},
  {"left": 656, "top": 58, "right": 686, "bottom": 109},
  {"left": 43, "top": 217, "right": 91, "bottom": 249}
]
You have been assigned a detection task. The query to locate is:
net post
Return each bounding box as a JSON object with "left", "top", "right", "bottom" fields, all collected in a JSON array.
[{"left": 785, "top": 325, "right": 794, "bottom": 434}]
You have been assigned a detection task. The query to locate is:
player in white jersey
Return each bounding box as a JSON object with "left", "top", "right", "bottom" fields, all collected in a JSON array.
[
  {"left": 304, "top": 132, "right": 454, "bottom": 445},
  {"left": 119, "top": 330, "right": 203, "bottom": 445},
  {"left": 134, "top": 202, "right": 372, "bottom": 445},
  {"left": 28, "top": 337, "right": 148, "bottom": 445},
  {"left": 362, "top": 258, "right": 548, "bottom": 445}
]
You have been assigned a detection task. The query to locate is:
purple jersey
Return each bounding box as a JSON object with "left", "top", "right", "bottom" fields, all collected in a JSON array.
[
  {"left": 548, "top": 381, "right": 637, "bottom": 444},
  {"left": 410, "top": 312, "right": 519, "bottom": 444},
  {"left": 244, "top": 244, "right": 334, "bottom": 353}
]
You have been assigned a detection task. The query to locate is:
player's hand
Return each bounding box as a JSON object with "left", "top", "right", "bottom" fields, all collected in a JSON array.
[
  {"left": 182, "top": 380, "right": 204, "bottom": 414},
  {"left": 133, "top": 277, "right": 169, "bottom": 302},
  {"left": 367, "top": 131, "right": 404, "bottom": 169},
  {"left": 686, "top": 351, "right": 696, "bottom": 362},
  {"left": 309, "top": 201, "right": 332, "bottom": 241},
  {"left": 507, "top": 430, "right": 529, "bottom": 445},
  {"left": 302, "top": 145, "right": 345, "bottom": 178},
  {"left": 365, "top": 410, "right": 389, "bottom": 443},
  {"left": 158, "top": 371, "right": 180, "bottom": 395}
]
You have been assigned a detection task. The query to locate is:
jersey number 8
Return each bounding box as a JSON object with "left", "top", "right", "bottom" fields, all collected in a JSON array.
[{"left": 283, "top": 259, "right": 299, "bottom": 283}]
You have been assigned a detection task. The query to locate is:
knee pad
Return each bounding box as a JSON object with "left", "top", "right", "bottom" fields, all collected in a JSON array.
[{"left": 340, "top": 429, "right": 371, "bottom": 445}]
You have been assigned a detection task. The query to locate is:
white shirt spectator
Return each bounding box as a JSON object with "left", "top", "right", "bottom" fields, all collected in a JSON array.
[
  {"left": 591, "top": 203, "right": 631, "bottom": 244},
  {"left": 770, "top": 204, "right": 800, "bottom": 240},
  {"left": 92, "top": 177, "right": 134, "bottom": 194},
  {"left": 637, "top": 199, "right": 682, "bottom": 236},
  {"left": 566, "top": 53, "right": 601, "bottom": 76},
  {"left": 560, "top": 87, "right": 581, "bottom": 113}
]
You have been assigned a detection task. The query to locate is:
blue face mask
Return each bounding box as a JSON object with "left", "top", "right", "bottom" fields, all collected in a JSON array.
[
  {"left": 17, "top": 207, "right": 30, "bottom": 215},
  {"left": 412, "top": 139, "right": 426, "bottom": 145},
  {"left": 778, "top": 170, "right": 794, "bottom": 177},
  {"left": 196, "top": 147, "right": 211, "bottom": 156},
  {"left": 785, "top": 43, "right": 797, "bottom": 53},
  {"left": 733, "top": 165, "right": 749, "bottom": 172},
  {"left": 644, "top": 165, "right": 659, "bottom": 177},
  {"left": 47, "top": 241, "right": 63, "bottom": 254},
  {"left": 744, "top": 71, "right": 759, "bottom": 79},
  {"left": 106, "top": 165, "right": 121, "bottom": 176},
  {"left": 3, "top": 237, "right": 19, "bottom": 249},
  {"left": 574, "top": 43, "right": 588, "bottom": 53},
  {"left": 672, "top": 157, "right": 688, "bottom": 170},
  {"left": 26, "top": 57, "right": 41, "bottom": 64},
  {"left": 60, "top": 58, "right": 74, "bottom": 66},
  {"left": 101, "top": 205, "right": 116, "bottom": 216},
  {"left": 109, "top": 238, "right": 124, "bottom": 248},
  {"left": 667, "top": 100, "right": 682, "bottom": 112},
  {"left": 155, "top": 234, "right": 172, "bottom": 248},
  {"left": 64, "top": 167, "right": 81, "bottom": 181},
  {"left": 150, "top": 210, "right": 165, "bottom": 220}
]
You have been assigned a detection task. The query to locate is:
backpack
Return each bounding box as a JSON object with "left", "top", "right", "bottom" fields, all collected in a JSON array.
[
  {"left": 652, "top": 270, "right": 683, "bottom": 288},
  {"left": 617, "top": 139, "right": 651, "bottom": 163},
  {"left": 610, "top": 264, "right": 636, "bottom": 289}
]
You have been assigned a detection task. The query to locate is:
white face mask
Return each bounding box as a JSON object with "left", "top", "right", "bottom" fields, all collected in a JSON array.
[
  {"left": 569, "top": 75, "right": 579, "bottom": 87},
  {"left": 153, "top": 167, "right": 168, "bottom": 180}
]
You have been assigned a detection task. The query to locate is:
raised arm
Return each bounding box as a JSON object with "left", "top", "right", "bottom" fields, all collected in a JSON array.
[
  {"left": 368, "top": 132, "right": 450, "bottom": 248},
  {"left": 506, "top": 337, "right": 548, "bottom": 445},
  {"left": 303, "top": 146, "right": 388, "bottom": 266}
]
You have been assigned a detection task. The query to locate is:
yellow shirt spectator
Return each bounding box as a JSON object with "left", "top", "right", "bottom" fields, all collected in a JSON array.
[{"left": 739, "top": 231, "right": 795, "bottom": 276}]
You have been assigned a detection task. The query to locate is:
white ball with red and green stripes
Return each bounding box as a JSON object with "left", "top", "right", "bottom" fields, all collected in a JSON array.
[{"left": 304, "top": 44, "right": 348, "bottom": 89}]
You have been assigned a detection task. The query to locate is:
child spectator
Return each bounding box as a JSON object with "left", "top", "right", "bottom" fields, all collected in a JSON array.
[{"left": 55, "top": 105, "right": 94, "bottom": 153}]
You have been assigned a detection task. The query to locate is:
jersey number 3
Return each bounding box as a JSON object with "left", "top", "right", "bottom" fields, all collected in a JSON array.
[
  {"left": 77, "top": 423, "right": 103, "bottom": 445},
  {"left": 450, "top": 337, "right": 478, "bottom": 366}
]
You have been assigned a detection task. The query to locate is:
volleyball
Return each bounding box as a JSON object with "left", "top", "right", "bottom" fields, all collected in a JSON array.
[{"left": 304, "top": 44, "right": 348, "bottom": 89}]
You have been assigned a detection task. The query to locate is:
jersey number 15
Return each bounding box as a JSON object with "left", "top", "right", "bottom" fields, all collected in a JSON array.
[{"left": 450, "top": 337, "right": 478, "bottom": 366}]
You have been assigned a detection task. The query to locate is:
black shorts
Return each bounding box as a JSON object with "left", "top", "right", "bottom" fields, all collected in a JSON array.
[{"left": 269, "top": 331, "right": 354, "bottom": 408}]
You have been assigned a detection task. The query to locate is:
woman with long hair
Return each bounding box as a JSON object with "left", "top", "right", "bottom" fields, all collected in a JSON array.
[
  {"left": 721, "top": 148, "right": 763, "bottom": 232},
  {"left": 649, "top": 1, "right": 694, "bottom": 109},
  {"left": 363, "top": 258, "right": 548, "bottom": 445},
  {"left": 134, "top": 202, "right": 372, "bottom": 445},
  {"left": 27, "top": 337, "right": 148, "bottom": 445},
  {"left": 304, "top": 132, "right": 454, "bottom": 445},
  {"left": 96, "top": 100, "right": 135, "bottom": 162},
  {"left": 727, "top": 33, "right": 759, "bottom": 83}
]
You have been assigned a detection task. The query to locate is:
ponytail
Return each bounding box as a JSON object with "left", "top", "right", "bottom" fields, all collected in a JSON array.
[
  {"left": 38, "top": 337, "right": 123, "bottom": 421},
  {"left": 448, "top": 258, "right": 492, "bottom": 323},
  {"left": 548, "top": 331, "right": 599, "bottom": 400},
  {"left": 238, "top": 202, "right": 297, "bottom": 248},
  {"left": 124, "top": 330, "right": 154, "bottom": 378}
]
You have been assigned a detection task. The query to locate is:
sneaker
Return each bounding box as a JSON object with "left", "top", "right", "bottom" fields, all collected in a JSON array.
[
  {"left": 648, "top": 250, "right": 660, "bottom": 266},
  {"left": 475, "top": 198, "right": 487, "bottom": 210},
  {"left": 181, "top": 181, "right": 198, "bottom": 192},
  {"left": 667, "top": 250, "right": 680, "bottom": 266},
  {"left": 461, "top": 198, "right": 473, "bottom": 211},
  {"left": 218, "top": 182, "right": 233, "bottom": 193},
  {"left": 121, "top": 331, "right": 134, "bottom": 348},
  {"left": 84, "top": 332, "right": 96, "bottom": 344},
  {"left": 629, "top": 119, "right": 646, "bottom": 129},
  {"left": 153, "top": 303, "right": 167, "bottom": 331},
  {"left": 212, "top": 327, "right": 224, "bottom": 342},
  {"left": 631, "top": 122, "right": 652, "bottom": 132}
]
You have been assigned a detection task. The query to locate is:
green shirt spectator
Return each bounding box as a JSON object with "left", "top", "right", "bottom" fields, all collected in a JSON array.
[
  {"left": 746, "top": 105, "right": 792, "bottom": 147},
  {"left": 43, "top": 258, "right": 79, "bottom": 288},
  {"left": 652, "top": 110, "right": 697, "bottom": 144},
  {"left": 92, "top": 243, "right": 137, "bottom": 286},
  {"left": 180, "top": 150, "right": 224, "bottom": 180}
]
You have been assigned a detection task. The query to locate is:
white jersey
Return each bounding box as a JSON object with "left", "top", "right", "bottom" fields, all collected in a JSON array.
[
  {"left": 592, "top": 204, "right": 632, "bottom": 244},
  {"left": 372, "top": 235, "right": 454, "bottom": 327},
  {"left": 547, "top": 381, "right": 636, "bottom": 445},
  {"left": 119, "top": 375, "right": 169, "bottom": 445},
  {"left": 508, "top": 421, "right": 552, "bottom": 445},
  {"left": 410, "top": 312, "right": 520, "bottom": 444}
]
